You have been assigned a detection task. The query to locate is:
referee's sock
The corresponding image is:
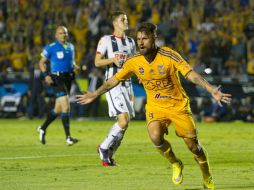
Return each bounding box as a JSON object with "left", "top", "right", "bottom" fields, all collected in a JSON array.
[
  {"left": 41, "top": 110, "right": 58, "bottom": 131},
  {"left": 61, "top": 112, "right": 71, "bottom": 138}
]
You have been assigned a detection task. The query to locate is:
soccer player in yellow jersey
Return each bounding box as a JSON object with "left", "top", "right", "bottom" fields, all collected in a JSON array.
[{"left": 77, "top": 23, "right": 232, "bottom": 190}]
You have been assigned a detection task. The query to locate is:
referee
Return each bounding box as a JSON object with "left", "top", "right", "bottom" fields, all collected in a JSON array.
[{"left": 37, "top": 26, "right": 78, "bottom": 145}]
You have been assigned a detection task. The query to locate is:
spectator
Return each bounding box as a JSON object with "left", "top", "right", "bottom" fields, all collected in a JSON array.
[{"left": 27, "top": 63, "right": 45, "bottom": 119}]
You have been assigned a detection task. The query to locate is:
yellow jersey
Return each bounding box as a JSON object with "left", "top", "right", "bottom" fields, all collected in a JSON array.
[{"left": 115, "top": 47, "right": 192, "bottom": 109}]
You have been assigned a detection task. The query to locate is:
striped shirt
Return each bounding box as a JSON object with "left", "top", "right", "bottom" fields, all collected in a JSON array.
[{"left": 96, "top": 34, "right": 136, "bottom": 85}]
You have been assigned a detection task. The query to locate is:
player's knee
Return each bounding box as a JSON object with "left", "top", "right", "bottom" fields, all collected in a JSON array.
[
  {"left": 62, "top": 106, "right": 70, "bottom": 113},
  {"left": 60, "top": 101, "right": 70, "bottom": 112},
  {"left": 154, "top": 140, "right": 170, "bottom": 151},
  {"left": 192, "top": 144, "right": 204, "bottom": 157},
  {"left": 54, "top": 106, "right": 61, "bottom": 114},
  {"left": 150, "top": 133, "right": 164, "bottom": 146},
  {"left": 152, "top": 139, "right": 165, "bottom": 147},
  {"left": 118, "top": 121, "right": 128, "bottom": 129},
  {"left": 117, "top": 116, "right": 129, "bottom": 129},
  {"left": 185, "top": 138, "right": 203, "bottom": 156}
]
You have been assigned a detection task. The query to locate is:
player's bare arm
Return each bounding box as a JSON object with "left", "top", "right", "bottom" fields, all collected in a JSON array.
[
  {"left": 76, "top": 76, "right": 120, "bottom": 105},
  {"left": 186, "top": 70, "right": 232, "bottom": 106},
  {"left": 73, "top": 61, "right": 80, "bottom": 72},
  {"left": 38, "top": 56, "right": 53, "bottom": 85},
  {"left": 95, "top": 54, "right": 121, "bottom": 67}
]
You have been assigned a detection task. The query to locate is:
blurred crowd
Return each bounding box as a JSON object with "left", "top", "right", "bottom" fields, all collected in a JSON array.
[
  {"left": 0, "top": 0, "right": 254, "bottom": 76},
  {"left": 0, "top": 0, "right": 254, "bottom": 121}
]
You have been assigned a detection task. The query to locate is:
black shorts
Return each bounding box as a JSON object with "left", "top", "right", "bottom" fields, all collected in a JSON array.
[{"left": 50, "top": 72, "right": 75, "bottom": 98}]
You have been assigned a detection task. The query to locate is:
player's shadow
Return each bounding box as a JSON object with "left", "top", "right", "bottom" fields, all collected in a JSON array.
[
  {"left": 219, "top": 185, "right": 254, "bottom": 189},
  {"left": 184, "top": 185, "right": 254, "bottom": 190}
]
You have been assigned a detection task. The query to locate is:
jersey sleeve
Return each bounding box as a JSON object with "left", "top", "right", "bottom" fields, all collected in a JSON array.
[
  {"left": 41, "top": 45, "right": 51, "bottom": 59},
  {"left": 172, "top": 50, "right": 192, "bottom": 77},
  {"left": 176, "top": 60, "right": 192, "bottom": 77},
  {"left": 114, "top": 60, "right": 134, "bottom": 81},
  {"left": 96, "top": 36, "right": 107, "bottom": 55}
]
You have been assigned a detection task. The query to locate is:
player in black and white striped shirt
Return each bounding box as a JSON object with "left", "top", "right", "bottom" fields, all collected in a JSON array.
[{"left": 95, "top": 11, "right": 136, "bottom": 166}]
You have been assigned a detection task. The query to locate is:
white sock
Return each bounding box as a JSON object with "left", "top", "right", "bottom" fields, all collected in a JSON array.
[{"left": 100, "top": 123, "right": 124, "bottom": 150}]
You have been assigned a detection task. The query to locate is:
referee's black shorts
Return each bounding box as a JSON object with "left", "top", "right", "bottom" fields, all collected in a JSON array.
[{"left": 50, "top": 72, "right": 75, "bottom": 97}]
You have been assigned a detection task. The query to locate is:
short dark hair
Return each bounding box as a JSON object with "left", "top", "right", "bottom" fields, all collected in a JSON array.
[
  {"left": 110, "top": 11, "right": 126, "bottom": 22},
  {"left": 137, "top": 22, "right": 157, "bottom": 36}
]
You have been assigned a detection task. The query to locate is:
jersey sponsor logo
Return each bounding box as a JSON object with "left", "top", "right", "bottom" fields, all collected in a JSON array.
[
  {"left": 158, "top": 64, "right": 166, "bottom": 74},
  {"left": 155, "top": 93, "right": 172, "bottom": 99},
  {"left": 56, "top": 51, "right": 64, "bottom": 59},
  {"left": 139, "top": 67, "right": 144, "bottom": 74},
  {"left": 143, "top": 78, "right": 173, "bottom": 91},
  {"left": 114, "top": 51, "right": 128, "bottom": 66}
]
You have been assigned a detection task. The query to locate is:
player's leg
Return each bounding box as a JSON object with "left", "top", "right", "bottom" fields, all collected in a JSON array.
[
  {"left": 58, "top": 95, "right": 78, "bottom": 145},
  {"left": 98, "top": 89, "right": 131, "bottom": 166},
  {"left": 110, "top": 113, "right": 129, "bottom": 162},
  {"left": 170, "top": 108, "right": 213, "bottom": 188},
  {"left": 183, "top": 137, "right": 214, "bottom": 189},
  {"left": 37, "top": 101, "right": 60, "bottom": 144},
  {"left": 99, "top": 112, "right": 129, "bottom": 166},
  {"left": 147, "top": 121, "right": 183, "bottom": 185},
  {"left": 147, "top": 121, "right": 177, "bottom": 163}
]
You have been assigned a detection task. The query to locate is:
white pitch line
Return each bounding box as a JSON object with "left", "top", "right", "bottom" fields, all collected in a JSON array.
[{"left": 0, "top": 152, "right": 156, "bottom": 160}]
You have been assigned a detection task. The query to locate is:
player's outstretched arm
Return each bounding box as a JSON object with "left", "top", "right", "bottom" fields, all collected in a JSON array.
[
  {"left": 186, "top": 70, "right": 232, "bottom": 107},
  {"left": 76, "top": 76, "right": 120, "bottom": 105}
]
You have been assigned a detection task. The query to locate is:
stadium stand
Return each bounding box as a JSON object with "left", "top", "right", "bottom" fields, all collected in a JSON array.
[{"left": 0, "top": 0, "right": 253, "bottom": 121}]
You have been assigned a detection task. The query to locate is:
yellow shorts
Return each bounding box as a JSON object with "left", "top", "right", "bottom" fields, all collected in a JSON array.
[{"left": 145, "top": 99, "right": 197, "bottom": 138}]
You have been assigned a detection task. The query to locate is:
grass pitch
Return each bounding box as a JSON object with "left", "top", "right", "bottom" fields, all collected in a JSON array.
[{"left": 0, "top": 119, "right": 253, "bottom": 190}]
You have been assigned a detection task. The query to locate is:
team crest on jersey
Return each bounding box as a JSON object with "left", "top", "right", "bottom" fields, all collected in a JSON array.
[
  {"left": 118, "top": 102, "right": 124, "bottom": 108},
  {"left": 56, "top": 51, "right": 64, "bottom": 59},
  {"left": 139, "top": 67, "right": 144, "bottom": 74},
  {"left": 158, "top": 64, "right": 166, "bottom": 74}
]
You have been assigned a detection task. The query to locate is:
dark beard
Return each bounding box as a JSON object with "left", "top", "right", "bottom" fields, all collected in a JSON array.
[{"left": 143, "top": 46, "right": 158, "bottom": 63}]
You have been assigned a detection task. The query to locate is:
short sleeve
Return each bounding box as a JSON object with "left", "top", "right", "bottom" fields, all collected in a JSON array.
[
  {"left": 41, "top": 45, "right": 51, "bottom": 59},
  {"left": 170, "top": 50, "right": 192, "bottom": 77},
  {"left": 115, "top": 60, "right": 134, "bottom": 81},
  {"left": 96, "top": 36, "right": 108, "bottom": 55},
  {"left": 175, "top": 60, "right": 192, "bottom": 77}
]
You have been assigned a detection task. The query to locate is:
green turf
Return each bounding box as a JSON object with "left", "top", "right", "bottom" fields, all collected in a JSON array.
[{"left": 0, "top": 119, "right": 253, "bottom": 190}]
